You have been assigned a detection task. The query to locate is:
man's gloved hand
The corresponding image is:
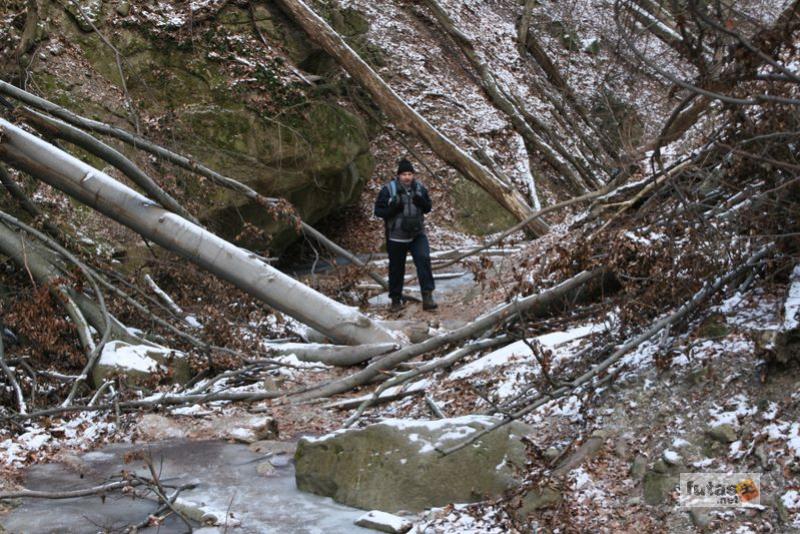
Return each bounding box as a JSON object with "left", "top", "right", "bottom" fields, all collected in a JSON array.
[
  {"left": 388, "top": 194, "right": 403, "bottom": 214},
  {"left": 412, "top": 192, "right": 425, "bottom": 207}
]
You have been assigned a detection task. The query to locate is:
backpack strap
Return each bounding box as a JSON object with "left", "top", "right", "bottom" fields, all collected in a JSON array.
[{"left": 389, "top": 180, "right": 397, "bottom": 198}]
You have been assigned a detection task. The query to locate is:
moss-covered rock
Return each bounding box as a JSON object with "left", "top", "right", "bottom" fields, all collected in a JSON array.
[
  {"left": 642, "top": 453, "right": 685, "bottom": 505},
  {"left": 516, "top": 486, "right": 563, "bottom": 519},
  {"left": 42, "top": 3, "right": 375, "bottom": 254},
  {"left": 452, "top": 175, "right": 516, "bottom": 235},
  {"left": 64, "top": 0, "right": 104, "bottom": 33},
  {"left": 697, "top": 314, "right": 731, "bottom": 339},
  {"left": 706, "top": 424, "right": 738, "bottom": 444},
  {"left": 175, "top": 100, "right": 372, "bottom": 250},
  {"left": 295, "top": 415, "right": 533, "bottom": 512},
  {"left": 643, "top": 471, "right": 678, "bottom": 505}
]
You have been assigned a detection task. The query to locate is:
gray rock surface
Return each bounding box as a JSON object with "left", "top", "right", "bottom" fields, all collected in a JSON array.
[
  {"left": 354, "top": 510, "right": 413, "bottom": 533},
  {"left": 516, "top": 486, "right": 562, "bottom": 519},
  {"left": 706, "top": 424, "right": 738, "bottom": 444},
  {"left": 91, "top": 341, "right": 192, "bottom": 387},
  {"left": 295, "top": 415, "right": 533, "bottom": 512}
]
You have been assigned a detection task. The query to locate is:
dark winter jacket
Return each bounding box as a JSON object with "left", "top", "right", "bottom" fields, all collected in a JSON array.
[{"left": 374, "top": 178, "right": 432, "bottom": 242}]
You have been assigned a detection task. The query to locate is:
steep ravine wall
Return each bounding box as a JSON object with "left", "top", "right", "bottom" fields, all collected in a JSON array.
[{"left": 3, "top": 0, "right": 379, "bottom": 253}]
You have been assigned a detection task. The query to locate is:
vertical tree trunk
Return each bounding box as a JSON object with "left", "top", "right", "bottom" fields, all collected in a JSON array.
[{"left": 0, "top": 118, "right": 395, "bottom": 346}]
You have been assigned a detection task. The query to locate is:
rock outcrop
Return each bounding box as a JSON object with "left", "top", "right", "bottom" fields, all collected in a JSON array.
[
  {"left": 26, "top": 1, "right": 376, "bottom": 253},
  {"left": 294, "top": 415, "right": 533, "bottom": 512}
]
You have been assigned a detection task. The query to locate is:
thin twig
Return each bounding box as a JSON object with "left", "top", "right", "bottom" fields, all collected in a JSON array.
[{"left": 0, "top": 321, "right": 26, "bottom": 414}]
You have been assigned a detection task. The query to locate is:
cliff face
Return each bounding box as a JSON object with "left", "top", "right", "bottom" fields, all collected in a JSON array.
[{"left": 2, "top": 0, "right": 381, "bottom": 252}]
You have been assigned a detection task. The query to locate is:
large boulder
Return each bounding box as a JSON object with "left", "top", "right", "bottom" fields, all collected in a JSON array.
[
  {"left": 37, "top": 2, "right": 375, "bottom": 254},
  {"left": 175, "top": 100, "right": 372, "bottom": 251},
  {"left": 294, "top": 416, "right": 534, "bottom": 512}
]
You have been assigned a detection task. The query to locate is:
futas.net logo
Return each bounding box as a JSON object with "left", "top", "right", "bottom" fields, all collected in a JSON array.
[{"left": 679, "top": 473, "right": 761, "bottom": 508}]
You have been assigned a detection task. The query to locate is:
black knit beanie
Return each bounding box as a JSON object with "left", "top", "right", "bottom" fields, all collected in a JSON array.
[{"left": 397, "top": 158, "right": 415, "bottom": 175}]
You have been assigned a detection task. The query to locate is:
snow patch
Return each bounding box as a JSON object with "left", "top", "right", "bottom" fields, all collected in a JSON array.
[
  {"left": 450, "top": 323, "right": 604, "bottom": 380},
  {"left": 708, "top": 395, "right": 757, "bottom": 428},
  {"left": 356, "top": 510, "right": 412, "bottom": 533},
  {"left": 782, "top": 490, "right": 800, "bottom": 510},
  {"left": 784, "top": 264, "right": 800, "bottom": 330},
  {"left": 97, "top": 341, "right": 167, "bottom": 373}
]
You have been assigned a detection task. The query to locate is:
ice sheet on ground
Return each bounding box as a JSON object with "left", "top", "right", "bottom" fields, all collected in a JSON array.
[
  {"left": 327, "top": 379, "right": 430, "bottom": 407},
  {"left": 1, "top": 440, "right": 365, "bottom": 533}
]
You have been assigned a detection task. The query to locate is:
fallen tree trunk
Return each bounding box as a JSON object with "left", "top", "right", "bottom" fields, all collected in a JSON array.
[
  {"left": 0, "top": 317, "right": 25, "bottom": 414},
  {"left": 327, "top": 377, "right": 429, "bottom": 411},
  {"left": 300, "top": 222, "right": 389, "bottom": 292},
  {"left": 0, "top": 83, "right": 391, "bottom": 293},
  {"left": 0, "top": 118, "right": 395, "bottom": 346},
  {"left": 273, "top": 0, "right": 546, "bottom": 235},
  {"left": 633, "top": 0, "right": 800, "bottom": 154},
  {"left": 431, "top": 188, "right": 607, "bottom": 272},
  {"left": 262, "top": 341, "right": 399, "bottom": 366},
  {"left": 0, "top": 219, "right": 130, "bottom": 343},
  {"left": 369, "top": 246, "right": 523, "bottom": 269},
  {"left": 0, "top": 163, "right": 62, "bottom": 238},
  {"left": 0, "top": 80, "right": 283, "bottom": 209},
  {"left": 21, "top": 100, "right": 394, "bottom": 293},
  {"left": 516, "top": 11, "right": 615, "bottom": 161},
  {"left": 626, "top": 2, "right": 692, "bottom": 59},
  {"left": 344, "top": 335, "right": 510, "bottom": 426},
  {"left": 18, "top": 107, "right": 200, "bottom": 225},
  {"left": 0, "top": 480, "right": 143, "bottom": 501},
  {"left": 6, "top": 386, "right": 290, "bottom": 422},
  {"left": 293, "top": 268, "right": 603, "bottom": 400},
  {"left": 628, "top": 0, "right": 714, "bottom": 58}
]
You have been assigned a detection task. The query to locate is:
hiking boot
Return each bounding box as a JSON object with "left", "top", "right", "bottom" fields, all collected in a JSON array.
[
  {"left": 390, "top": 297, "right": 404, "bottom": 312},
  {"left": 422, "top": 291, "right": 438, "bottom": 311}
]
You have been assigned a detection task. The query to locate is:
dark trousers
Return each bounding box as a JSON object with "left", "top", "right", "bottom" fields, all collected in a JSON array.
[{"left": 387, "top": 234, "right": 435, "bottom": 300}]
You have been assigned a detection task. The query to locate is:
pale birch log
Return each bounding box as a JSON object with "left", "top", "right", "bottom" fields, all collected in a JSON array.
[
  {"left": 0, "top": 118, "right": 395, "bottom": 346},
  {"left": 262, "top": 341, "right": 399, "bottom": 366},
  {"left": 0, "top": 84, "right": 386, "bottom": 288}
]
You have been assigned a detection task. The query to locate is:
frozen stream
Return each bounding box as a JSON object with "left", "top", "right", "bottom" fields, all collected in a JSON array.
[
  {"left": 368, "top": 270, "right": 475, "bottom": 306},
  {"left": 1, "top": 440, "right": 365, "bottom": 533}
]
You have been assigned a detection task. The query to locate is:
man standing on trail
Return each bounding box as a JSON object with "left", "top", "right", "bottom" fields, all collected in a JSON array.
[{"left": 373, "top": 158, "right": 437, "bottom": 312}]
